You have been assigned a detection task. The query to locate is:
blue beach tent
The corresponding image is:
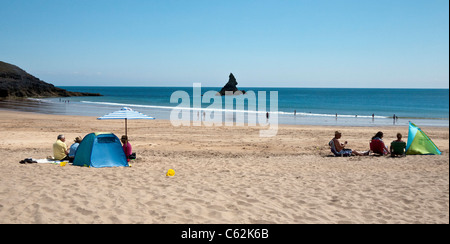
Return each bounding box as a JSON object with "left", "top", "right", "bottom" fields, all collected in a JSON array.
[{"left": 73, "top": 132, "right": 129, "bottom": 168}]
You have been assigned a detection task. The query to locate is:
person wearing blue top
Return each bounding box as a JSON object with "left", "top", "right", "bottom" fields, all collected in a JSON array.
[{"left": 68, "top": 136, "right": 82, "bottom": 162}]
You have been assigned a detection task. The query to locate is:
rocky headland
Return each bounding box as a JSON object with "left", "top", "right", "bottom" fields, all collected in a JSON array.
[{"left": 0, "top": 61, "right": 101, "bottom": 98}]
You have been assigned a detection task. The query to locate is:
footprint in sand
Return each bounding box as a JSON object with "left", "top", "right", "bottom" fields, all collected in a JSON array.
[{"left": 76, "top": 207, "right": 94, "bottom": 216}]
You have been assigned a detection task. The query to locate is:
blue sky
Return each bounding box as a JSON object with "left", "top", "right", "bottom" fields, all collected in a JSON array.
[{"left": 1, "top": 0, "right": 448, "bottom": 88}]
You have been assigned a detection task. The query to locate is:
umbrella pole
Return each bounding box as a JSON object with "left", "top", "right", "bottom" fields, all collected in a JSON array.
[{"left": 125, "top": 118, "right": 128, "bottom": 136}]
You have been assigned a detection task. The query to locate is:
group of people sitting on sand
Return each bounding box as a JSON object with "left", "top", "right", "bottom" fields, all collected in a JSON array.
[
  {"left": 52, "top": 134, "right": 133, "bottom": 162},
  {"left": 52, "top": 130, "right": 406, "bottom": 162},
  {"left": 330, "top": 131, "right": 407, "bottom": 157}
]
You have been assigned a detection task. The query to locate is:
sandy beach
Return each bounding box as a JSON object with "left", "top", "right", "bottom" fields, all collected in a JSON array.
[{"left": 0, "top": 109, "right": 448, "bottom": 224}]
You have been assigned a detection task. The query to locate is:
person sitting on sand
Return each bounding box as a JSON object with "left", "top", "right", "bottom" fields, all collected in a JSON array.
[
  {"left": 53, "top": 134, "right": 69, "bottom": 161},
  {"left": 390, "top": 133, "right": 406, "bottom": 157},
  {"left": 392, "top": 133, "right": 404, "bottom": 143},
  {"left": 370, "top": 131, "right": 390, "bottom": 155},
  {"left": 330, "top": 131, "right": 369, "bottom": 156},
  {"left": 68, "top": 136, "right": 82, "bottom": 162},
  {"left": 121, "top": 135, "right": 133, "bottom": 162}
]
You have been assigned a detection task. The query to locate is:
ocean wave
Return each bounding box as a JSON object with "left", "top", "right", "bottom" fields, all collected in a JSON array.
[{"left": 27, "top": 98, "right": 52, "bottom": 103}]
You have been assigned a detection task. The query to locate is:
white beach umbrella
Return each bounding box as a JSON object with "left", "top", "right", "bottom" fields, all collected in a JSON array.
[{"left": 97, "top": 107, "right": 155, "bottom": 136}]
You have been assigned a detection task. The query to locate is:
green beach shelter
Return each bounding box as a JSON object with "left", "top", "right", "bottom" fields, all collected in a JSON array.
[{"left": 406, "top": 122, "right": 441, "bottom": 155}]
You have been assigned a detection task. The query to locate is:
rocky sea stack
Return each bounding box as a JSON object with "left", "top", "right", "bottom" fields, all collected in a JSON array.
[
  {"left": 218, "top": 73, "right": 246, "bottom": 96},
  {"left": 0, "top": 61, "right": 101, "bottom": 98}
]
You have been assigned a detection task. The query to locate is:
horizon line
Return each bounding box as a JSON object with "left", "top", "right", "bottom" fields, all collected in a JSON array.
[{"left": 57, "top": 85, "right": 450, "bottom": 89}]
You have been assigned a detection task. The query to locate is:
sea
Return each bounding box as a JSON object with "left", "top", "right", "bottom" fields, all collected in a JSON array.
[{"left": 0, "top": 86, "right": 448, "bottom": 127}]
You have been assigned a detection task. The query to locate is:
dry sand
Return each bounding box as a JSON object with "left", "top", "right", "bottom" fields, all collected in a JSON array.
[{"left": 0, "top": 110, "right": 448, "bottom": 224}]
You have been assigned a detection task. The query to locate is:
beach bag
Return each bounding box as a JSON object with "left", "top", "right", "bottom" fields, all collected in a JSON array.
[
  {"left": 19, "top": 158, "right": 37, "bottom": 164},
  {"left": 129, "top": 152, "right": 136, "bottom": 160}
]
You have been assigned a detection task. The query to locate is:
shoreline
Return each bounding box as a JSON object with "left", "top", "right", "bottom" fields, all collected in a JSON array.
[
  {"left": 1, "top": 98, "right": 448, "bottom": 128},
  {"left": 0, "top": 107, "right": 448, "bottom": 131},
  {"left": 0, "top": 109, "right": 448, "bottom": 224}
]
